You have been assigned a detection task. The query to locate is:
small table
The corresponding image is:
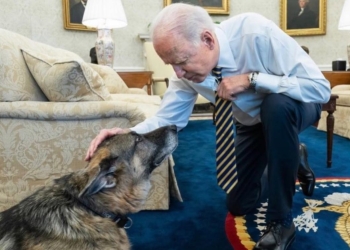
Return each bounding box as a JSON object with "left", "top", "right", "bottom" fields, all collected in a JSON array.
[
  {"left": 321, "top": 71, "right": 350, "bottom": 168},
  {"left": 117, "top": 71, "right": 153, "bottom": 95},
  {"left": 321, "top": 94, "right": 339, "bottom": 168}
]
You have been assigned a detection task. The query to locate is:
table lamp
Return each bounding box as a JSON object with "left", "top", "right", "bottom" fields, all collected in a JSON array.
[
  {"left": 339, "top": 0, "right": 350, "bottom": 30},
  {"left": 82, "top": 0, "right": 127, "bottom": 68}
]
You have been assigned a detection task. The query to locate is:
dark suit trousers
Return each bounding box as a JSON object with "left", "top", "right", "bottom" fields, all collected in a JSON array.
[{"left": 226, "top": 93, "right": 322, "bottom": 221}]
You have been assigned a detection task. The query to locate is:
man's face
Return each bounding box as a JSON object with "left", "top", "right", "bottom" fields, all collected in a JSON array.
[
  {"left": 299, "top": 0, "right": 307, "bottom": 8},
  {"left": 154, "top": 33, "right": 217, "bottom": 83}
]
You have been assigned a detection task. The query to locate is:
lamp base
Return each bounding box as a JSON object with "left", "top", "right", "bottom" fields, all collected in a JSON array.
[{"left": 95, "top": 29, "right": 115, "bottom": 68}]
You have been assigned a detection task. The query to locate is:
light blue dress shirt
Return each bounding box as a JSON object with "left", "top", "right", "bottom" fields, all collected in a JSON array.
[{"left": 131, "top": 13, "right": 331, "bottom": 134}]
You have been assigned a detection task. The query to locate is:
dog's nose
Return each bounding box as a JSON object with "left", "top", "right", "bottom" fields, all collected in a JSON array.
[{"left": 169, "top": 125, "right": 177, "bottom": 131}]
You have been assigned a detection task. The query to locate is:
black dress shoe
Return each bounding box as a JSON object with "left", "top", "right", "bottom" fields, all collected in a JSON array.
[
  {"left": 254, "top": 222, "right": 295, "bottom": 250},
  {"left": 298, "top": 143, "right": 315, "bottom": 196}
]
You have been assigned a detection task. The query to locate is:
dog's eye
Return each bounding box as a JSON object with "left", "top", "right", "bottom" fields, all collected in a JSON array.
[{"left": 135, "top": 136, "right": 143, "bottom": 142}]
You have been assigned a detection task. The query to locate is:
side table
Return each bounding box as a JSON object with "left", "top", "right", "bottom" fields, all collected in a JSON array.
[
  {"left": 118, "top": 71, "right": 153, "bottom": 95},
  {"left": 321, "top": 71, "right": 350, "bottom": 168}
]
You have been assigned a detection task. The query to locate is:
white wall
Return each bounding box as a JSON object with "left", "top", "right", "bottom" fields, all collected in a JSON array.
[{"left": 0, "top": 0, "right": 349, "bottom": 71}]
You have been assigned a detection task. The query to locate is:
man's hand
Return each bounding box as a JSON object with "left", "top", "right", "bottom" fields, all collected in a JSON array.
[
  {"left": 216, "top": 73, "right": 250, "bottom": 100},
  {"left": 85, "top": 127, "right": 131, "bottom": 161}
]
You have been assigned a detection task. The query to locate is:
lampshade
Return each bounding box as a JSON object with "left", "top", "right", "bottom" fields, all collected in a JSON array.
[
  {"left": 339, "top": 0, "right": 350, "bottom": 30},
  {"left": 82, "top": 0, "right": 127, "bottom": 29}
]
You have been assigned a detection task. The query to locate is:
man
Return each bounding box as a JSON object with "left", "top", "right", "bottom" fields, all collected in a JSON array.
[
  {"left": 288, "top": 0, "right": 318, "bottom": 29},
  {"left": 86, "top": 3, "right": 330, "bottom": 249}
]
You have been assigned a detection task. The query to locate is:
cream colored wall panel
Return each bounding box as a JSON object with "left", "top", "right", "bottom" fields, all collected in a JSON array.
[{"left": 0, "top": 0, "right": 349, "bottom": 69}]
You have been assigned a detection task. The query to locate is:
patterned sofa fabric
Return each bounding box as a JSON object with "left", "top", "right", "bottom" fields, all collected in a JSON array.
[{"left": 0, "top": 29, "right": 47, "bottom": 101}]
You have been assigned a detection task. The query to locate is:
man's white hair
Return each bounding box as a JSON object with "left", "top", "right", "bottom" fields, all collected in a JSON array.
[{"left": 150, "top": 3, "right": 215, "bottom": 46}]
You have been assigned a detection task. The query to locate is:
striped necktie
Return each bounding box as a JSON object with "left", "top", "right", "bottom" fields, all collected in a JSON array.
[{"left": 213, "top": 67, "right": 238, "bottom": 194}]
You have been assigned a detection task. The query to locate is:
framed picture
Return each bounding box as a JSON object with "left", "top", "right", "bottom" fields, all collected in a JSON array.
[
  {"left": 62, "top": 0, "right": 95, "bottom": 31},
  {"left": 164, "top": 0, "right": 229, "bottom": 15},
  {"left": 280, "top": 0, "right": 327, "bottom": 36}
]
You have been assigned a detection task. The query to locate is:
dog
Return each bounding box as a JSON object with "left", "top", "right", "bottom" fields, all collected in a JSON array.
[{"left": 0, "top": 125, "right": 178, "bottom": 250}]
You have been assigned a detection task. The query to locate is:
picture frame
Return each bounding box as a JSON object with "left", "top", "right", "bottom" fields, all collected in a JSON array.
[
  {"left": 62, "top": 0, "right": 95, "bottom": 31},
  {"left": 280, "top": 0, "right": 326, "bottom": 36},
  {"left": 164, "top": 0, "right": 229, "bottom": 15}
]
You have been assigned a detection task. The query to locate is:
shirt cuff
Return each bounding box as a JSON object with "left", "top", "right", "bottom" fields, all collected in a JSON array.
[{"left": 255, "top": 72, "right": 282, "bottom": 93}]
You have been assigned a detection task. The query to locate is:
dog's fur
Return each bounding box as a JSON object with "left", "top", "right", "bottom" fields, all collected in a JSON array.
[{"left": 0, "top": 125, "right": 178, "bottom": 250}]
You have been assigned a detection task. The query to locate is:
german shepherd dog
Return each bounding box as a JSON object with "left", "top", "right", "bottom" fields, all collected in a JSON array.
[{"left": 0, "top": 125, "right": 178, "bottom": 250}]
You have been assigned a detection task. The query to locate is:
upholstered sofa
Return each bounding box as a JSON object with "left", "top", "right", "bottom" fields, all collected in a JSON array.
[{"left": 0, "top": 28, "right": 181, "bottom": 212}]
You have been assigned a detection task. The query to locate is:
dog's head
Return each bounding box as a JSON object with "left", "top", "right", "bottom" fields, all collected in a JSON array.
[{"left": 67, "top": 125, "right": 178, "bottom": 214}]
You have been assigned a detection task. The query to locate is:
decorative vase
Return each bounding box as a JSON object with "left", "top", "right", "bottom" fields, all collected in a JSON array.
[{"left": 95, "top": 29, "right": 115, "bottom": 68}]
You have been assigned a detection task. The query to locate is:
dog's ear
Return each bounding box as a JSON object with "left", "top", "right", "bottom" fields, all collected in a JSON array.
[
  {"left": 79, "top": 148, "right": 118, "bottom": 197},
  {"left": 81, "top": 163, "right": 117, "bottom": 197}
]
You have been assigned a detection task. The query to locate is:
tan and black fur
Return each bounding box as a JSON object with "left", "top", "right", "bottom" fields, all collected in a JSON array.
[{"left": 0, "top": 125, "right": 178, "bottom": 250}]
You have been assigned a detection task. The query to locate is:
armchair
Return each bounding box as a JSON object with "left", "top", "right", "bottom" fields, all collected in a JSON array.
[{"left": 317, "top": 71, "right": 350, "bottom": 139}]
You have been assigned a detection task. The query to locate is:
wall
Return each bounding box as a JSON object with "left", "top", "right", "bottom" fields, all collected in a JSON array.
[{"left": 0, "top": 0, "right": 349, "bottom": 71}]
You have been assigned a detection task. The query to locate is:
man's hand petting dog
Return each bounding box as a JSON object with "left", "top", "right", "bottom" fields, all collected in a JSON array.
[{"left": 85, "top": 127, "right": 131, "bottom": 161}]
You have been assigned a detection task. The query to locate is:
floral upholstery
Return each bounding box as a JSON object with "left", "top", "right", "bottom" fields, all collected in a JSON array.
[{"left": 0, "top": 28, "right": 182, "bottom": 212}]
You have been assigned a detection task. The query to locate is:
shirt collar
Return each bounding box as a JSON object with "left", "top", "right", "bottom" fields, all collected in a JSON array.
[{"left": 215, "top": 26, "right": 237, "bottom": 70}]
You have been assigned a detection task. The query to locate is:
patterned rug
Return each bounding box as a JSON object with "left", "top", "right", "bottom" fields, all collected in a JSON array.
[
  {"left": 128, "top": 120, "right": 349, "bottom": 250},
  {"left": 226, "top": 178, "right": 350, "bottom": 249},
  {"left": 224, "top": 119, "right": 350, "bottom": 250}
]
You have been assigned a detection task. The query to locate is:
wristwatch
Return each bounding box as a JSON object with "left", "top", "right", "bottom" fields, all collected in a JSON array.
[{"left": 248, "top": 72, "right": 259, "bottom": 89}]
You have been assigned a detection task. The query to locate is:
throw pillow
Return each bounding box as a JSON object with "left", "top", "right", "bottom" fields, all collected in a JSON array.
[
  {"left": 89, "top": 63, "right": 128, "bottom": 94},
  {"left": 21, "top": 48, "right": 112, "bottom": 102}
]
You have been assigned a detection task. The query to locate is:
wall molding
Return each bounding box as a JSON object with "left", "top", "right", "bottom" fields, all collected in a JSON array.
[{"left": 113, "top": 66, "right": 145, "bottom": 72}]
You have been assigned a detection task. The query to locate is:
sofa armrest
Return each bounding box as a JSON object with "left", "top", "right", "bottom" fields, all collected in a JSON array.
[
  {"left": 0, "top": 101, "right": 145, "bottom": 125},
  {"left": 0, "top": 100, "right": 181, "bottom": 211}
]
